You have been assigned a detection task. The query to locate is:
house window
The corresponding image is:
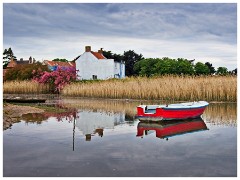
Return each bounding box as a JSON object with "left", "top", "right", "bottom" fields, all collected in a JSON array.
[
  {"left": 114, "top": 74, "right": 120, "bottom": 78},
  {"left": 92, "top": 75, "right": 97, "bottom": 80}
]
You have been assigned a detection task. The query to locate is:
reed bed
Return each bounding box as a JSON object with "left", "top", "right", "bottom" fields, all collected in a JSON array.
[
  {"left": 62, "top": 98, "right": 237, "bottom": 126},
  {"left": 62, "top": 76, "right": 237, "bottom": 102},
  {"left": 3, "top": 80, "right": 50, "bottom": 94}
]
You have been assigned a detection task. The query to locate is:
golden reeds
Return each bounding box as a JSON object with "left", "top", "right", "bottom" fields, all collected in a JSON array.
[
  {"left": 3, "top": 80, "right": 50, "bottom": 94},
  {"left": 62, "top": 76, "right": 237, "bottom": 102}
]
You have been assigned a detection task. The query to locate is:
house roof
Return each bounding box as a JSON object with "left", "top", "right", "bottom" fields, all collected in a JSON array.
[
  {"left": 91, "top": 51, "right": 106, "bottom": 60},
  {"left": 7, "top": 59, "right": 30, "bottom": 68},
  {"left": 16, "top": 61, "right": 29, "bottom": 65},
  {"left": 44, "top": 60, "right": 76, "bottom": 67}
]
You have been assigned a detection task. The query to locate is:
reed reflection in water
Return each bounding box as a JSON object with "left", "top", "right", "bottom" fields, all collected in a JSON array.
[
  {"left": 3, "top": 99, "right": 237, "bottom": 177},
  {"left": 62, "top": 98, "right": 236, "bottom": 126}
]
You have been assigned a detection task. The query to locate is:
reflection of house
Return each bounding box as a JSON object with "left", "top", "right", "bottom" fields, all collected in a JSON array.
[
  {"left": 43, "top": 60, "right": 75, "bottom": 71},
  {"left": 75, "top": 111, "right": 125, "bottom": 141},
  {"left": 75, "top": 46, "right": 125, "bottom": 80}
]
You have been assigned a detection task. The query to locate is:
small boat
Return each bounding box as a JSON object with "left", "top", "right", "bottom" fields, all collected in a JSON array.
[
  {"left": 136, "top": 118, "right": 208, "bottom": 140},
  {"left": 136, "top": 101, "right": 209, "bottom": 121}
]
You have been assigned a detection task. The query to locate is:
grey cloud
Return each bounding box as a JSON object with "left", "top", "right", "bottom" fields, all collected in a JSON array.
[
  {"left": 3, "top": 3, "right": 237, "bottom": 43},
  {"left": 3, "top": 3, "right": 237, "bottom": 70}
]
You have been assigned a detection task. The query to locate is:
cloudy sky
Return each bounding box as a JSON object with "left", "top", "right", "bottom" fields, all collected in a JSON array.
[{"left": 3, "top": 3, "right": 237, "bottom": 70}]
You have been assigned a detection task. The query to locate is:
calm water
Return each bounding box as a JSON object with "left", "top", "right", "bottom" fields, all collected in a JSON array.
[{"left": 3, "top": 99, "right": 237, "bottom": 177}]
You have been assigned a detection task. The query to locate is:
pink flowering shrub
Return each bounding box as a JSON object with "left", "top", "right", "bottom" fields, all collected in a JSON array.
[{"left": 32, "top": 66, "right": 77, "bottom": 93}]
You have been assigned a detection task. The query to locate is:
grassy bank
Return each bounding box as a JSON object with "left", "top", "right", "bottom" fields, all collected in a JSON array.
[
  {"left": 62, "top": 76, "right": 237, "bottom": 102},
  {"left": 3, "top": 80, "right": 50, "bottom": 94}
]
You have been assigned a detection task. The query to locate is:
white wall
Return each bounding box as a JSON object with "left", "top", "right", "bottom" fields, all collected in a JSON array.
[
  {"left": 114, "top": 62, "right": 125, "bottom": 78},
  {"left": 76, "top": 52, "right": 125, "bottom": 80},
  {"left": 76, "top": 52, "right": 113, "bottom": 80}
]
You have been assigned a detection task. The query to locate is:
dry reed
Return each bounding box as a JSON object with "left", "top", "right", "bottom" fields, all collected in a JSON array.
[
  {"left": 62, "top": 76, "right": 237, "bottom": 102},
  {"left": 3, "top": 80, "right": 50, "bottom": 94}
]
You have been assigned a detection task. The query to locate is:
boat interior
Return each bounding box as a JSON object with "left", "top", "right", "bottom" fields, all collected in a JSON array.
[{"left": 139, "top": 105, "right": 166, "bottom": 114}]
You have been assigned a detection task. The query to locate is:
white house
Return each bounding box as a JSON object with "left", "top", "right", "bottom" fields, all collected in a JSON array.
[{"left": 75, "top": 46, "right": 125, "bottom": 80}]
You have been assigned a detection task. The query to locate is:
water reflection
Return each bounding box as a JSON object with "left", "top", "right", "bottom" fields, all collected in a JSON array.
[
  {"left": 75, "top": 111, "right": 125, "bottom": 141},
  {"left": 203, "top": 103, "right": 237, "bottom": 126},
  {"left": 63, "top": 98, "right": 237, "bottom": 126},
  {"left": 3, "top": 99, "right": 237, "bottom": 177},
  {"left": 21, "top": 107, "right": 78, "bottom": 124},
  {"left": 9, "top": 99, "right": 236, "bottom": 131},
  {"left": 137, "top": 118, "right": 208, "bottom": 140}
]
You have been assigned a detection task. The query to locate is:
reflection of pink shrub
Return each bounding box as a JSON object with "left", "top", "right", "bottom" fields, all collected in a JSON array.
[
  {"left": 43, "top": 110, "right": 77, "bottom": 122},
  {"left": 32, "top": 67, "right": 77, "bottom": 93}
]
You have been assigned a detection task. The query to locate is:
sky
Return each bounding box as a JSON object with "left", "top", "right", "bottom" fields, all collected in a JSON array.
[{"left": 2, "top": 2, "right": 238, "bottom": 70}]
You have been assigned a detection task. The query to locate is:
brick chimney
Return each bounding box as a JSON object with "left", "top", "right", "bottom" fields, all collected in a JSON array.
[
  {"left": 98, "top": 48, "right": 103, "bottom": 53},
  {"left": 85, "top": 46, "right": 91, "bottom": 52},
  {"left": 29, "top": 56, "right": 32, "bottom": 64}
]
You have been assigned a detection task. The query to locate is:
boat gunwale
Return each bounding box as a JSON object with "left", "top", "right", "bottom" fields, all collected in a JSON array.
[{"left": 137, "top": 101, "right": 209, "bottom": 111}]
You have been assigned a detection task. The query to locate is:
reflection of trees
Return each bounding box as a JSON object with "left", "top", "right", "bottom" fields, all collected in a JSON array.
[
  {"left": 202, "top": 103, "right": 237, "bottom": 126},
  {"left": 22, "top": 113, "right": 48, "bottom": 124},
  {"left": 62, "top": 98, "right": 237, "bottom": 126},
  {"left": 22, "top": 104, "right": 78, "bottom": 125}
]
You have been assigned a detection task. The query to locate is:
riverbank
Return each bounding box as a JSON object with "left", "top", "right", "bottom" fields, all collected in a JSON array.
[
  {"left": 3, "top": 103, "right": 45, "bottom": 130},
  {"left": 3, "top": 101, "right": 77, "bottom": 130}
]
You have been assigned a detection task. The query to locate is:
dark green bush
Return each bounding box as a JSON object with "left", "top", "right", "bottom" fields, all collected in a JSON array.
[{"left": 4, "top": 62, "right": 50, "bottom": 81}]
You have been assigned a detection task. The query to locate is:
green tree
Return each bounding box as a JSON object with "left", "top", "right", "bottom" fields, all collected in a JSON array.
[
  {"left": 103, "top": 50, "right": 143, "bottom": 76},
  {"left": 216, "top": 67, "right": 228, "bottom": 75},
  {"left": 134, "top": 57, "right": 195, "bottom": 76},
  {"left": 195, "top": 62, "right": 210, "bottom": 75},
  {"left": 3, "top": 47, "right": 17, "bottom": 68},
  {"left": 176, "top": 58, "right": 195, "bottom": 75},
  {"left": 53, "top": 58, "right": 69, "bottom": 62},
  {"left": 154, "top": 57, "right": 178, "bottom": 75},
  {"left": 122, "top": 50, "right": 144, "bottom": 76},
  {"left": 4, "top": 62, "right": 50, "bottom": 81},
  {"left": 133, "top": 59, "right": 145, "bottom": 75},
  {"left": 102, "top": 50, "right": 123, "bottom": 63},
  {"left": 232, "top": 68, "right": 237, "bottom": 75},
  {"left": 205, "top": 62, "right": 216, "bottom": 74},
  {"left": 135, "top": 58, "right": 159, "bottom": 76}
]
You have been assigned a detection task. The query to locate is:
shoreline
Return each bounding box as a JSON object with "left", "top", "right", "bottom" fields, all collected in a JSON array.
[
  {"left": 3, "top": 103, "right": 45, "bottom": 130},
  {"left": 3, "top": 93, "right": 237, "bottom": 103}
]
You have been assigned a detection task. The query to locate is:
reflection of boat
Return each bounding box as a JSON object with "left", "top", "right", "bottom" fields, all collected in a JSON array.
[
  {"left": 136, "top": 101, "right": 209, "bottom": 121},
  {"left": 136, "top": 118, "right": 208, "bottom": 139}
]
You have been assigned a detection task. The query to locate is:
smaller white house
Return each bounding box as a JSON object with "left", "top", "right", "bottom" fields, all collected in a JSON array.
[{"left": 75, "top": 46, "right": 125, "bottom": 80}]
